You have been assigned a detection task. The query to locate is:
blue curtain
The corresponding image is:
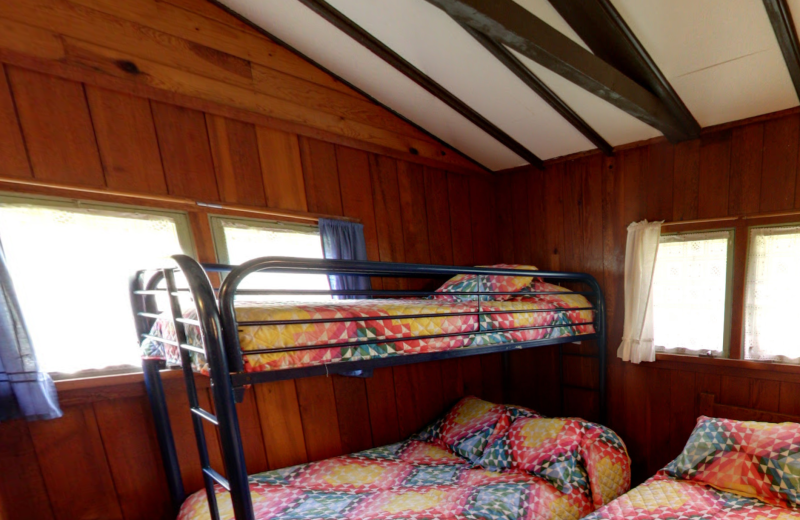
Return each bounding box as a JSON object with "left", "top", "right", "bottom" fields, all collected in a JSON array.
[
  {"left": 0, "top": 240, "right": 61, "bottom": 422},
  {"left": 319, "top": 218, "right": 371, "bottom": 299}
]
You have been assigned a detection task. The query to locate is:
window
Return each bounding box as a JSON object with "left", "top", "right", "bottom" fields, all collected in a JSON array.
[
  {"left": 652, "top": 230, "right": 734, "bottom": 356},
  {"left": 0, "top": 194, "right": 194, "bottom": 376},
  {"left": 744, "top": 225, "right": 800, "bottom": 363},
  {"left": 210, "top": 216, "right": 330, "bottom": 301}
]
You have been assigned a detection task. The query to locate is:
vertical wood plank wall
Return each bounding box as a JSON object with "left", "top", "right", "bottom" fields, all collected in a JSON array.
[
  {"left": 501, "top": 110, "right": 800, "bottom": 485},
  {"left": 0, "top": 0, "right": 501, "bottom": 518}
]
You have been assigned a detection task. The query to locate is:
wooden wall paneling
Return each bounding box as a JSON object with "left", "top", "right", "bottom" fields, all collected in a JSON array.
[
  {"left": 580, "top": 155, "right": 604, "bottom": 285},
  {"left": 480, "top": 354, "right": 504, "bottom": 404},
  {"left": 495, "top": 173, "right": 516, "bottom": 263},
  {"left": 299, "top": 136, "right": 343, "bottom": 215},
  {"left": 698, "top": 131, "right": 732, "bottom": 219},
  {"left": 645, "top": 141, "right": 674, "bottom": 221},
  {"left": 0, "top": 64, "right": 31, "bottom": 178},
  {"left": 668, "top": 370, "right": 697, "bottom": 459},
  {"left": 6, "top": 67, "right": 105, "bottom": 186},
  {"left": 423, "top": 167, "right": 454, "bottom": 266},
  {"left": 253, "top": 381, "right": 308, "bottom": 470},
  {"left": 562, "top": 159, "right": 585, "bottom": 273},
  {"left": 543, "top": 164, "right": 566, "bottom": 271},
  {"left": 28, "top": 405, "right": 124, "bottom": 520},
  {"left": 562, "top": 387, "right": 599, "bottom": 422},
  {"left": 206, "top": 114, "right": 267, "bottom": 207},
  {"left": 470, "top": 175, "right": 499, "bottom": 265},
  {"left": 233, "top": 388, "right": 270, "bottom": 475},
  {"left": 778, "top": 381, "right": 800, "bottom": 415},
  {"left": 720, "top": 376, "right": 781, "bottom": 412},
  {"left": 85, "top": 86, "right": 168, "bottom": 194},
  {"left": 672, "top": 139, "right": 701, "bottom": 221},
  {"left": 332, "top": 376, "right": 374, "bottom": 454},
  {"left": 447, "top": 173, "right": 475, "bottom": 266},
  {"left": 511, "top": 171, "right": 532, "bottom": 264},
  {"left": 364, "top": 367, "right": 401, "bottom": 447},
  {"left": 440, "top": 358, "right": 465, "bottom": 407},
  {"left": 93, "top": 397, "right": 171, "bottom": 520},
  {"left": 370, "top": 154, "right": 405, "bottom": 289},
  {"left": 0, "top": 420, "right": 55, "bottom": 520},
  {"left": 393, "top": 362, "right": 445, "bottom": 439},
  {"left": 728, "top": 123, "right": 764, "bottom": 216},
  {"left": 760, "top": 115, "right": 799, "bottom": 212},
  {"left": 150, "top": 101, "right": 220, "bottom": 201},
  {"left": 336, "top": 146, "right": 379, "bottom": 261},
  {"left": 622, "top": 364, "right": 650, "bottom": 484},
  {"left": 255, "top": 126, "right": 308, "bottom": 212},
  {"left": 397, "top": 161, "right": 431, "bottom": 265},
  {"left": 645, "top": 368, "right": 673, "bottom": 478},
  {"left": 527, "top": 169, "right": 548, "bottom": 269},
  {"left": 296, "top": 376, "right": 344, "bottom": 462},
  {"left": 461, "top": 356, "right": 484, "bottom": 399}
]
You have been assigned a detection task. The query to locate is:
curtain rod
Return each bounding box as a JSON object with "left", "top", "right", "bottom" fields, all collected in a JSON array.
[
  {"left": 661, "top": 210, "right": 800, "bottom": 227},
  {"left": 0, "top": 177, "right": 360, "bottom": 224}
]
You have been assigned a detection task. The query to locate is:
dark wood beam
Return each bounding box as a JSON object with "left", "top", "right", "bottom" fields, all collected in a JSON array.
[
  {"left": 424, "top": 0, "right": 692, "bottom": 142},
  {"left": 461, "top": 24, "right": 613, "bottom": 156},
  {"left": 546, "top": 0, "right": 700, "bottom": 140},
  {"left": 295, "top": 0, "right": 545, "bottom": 169},
  {"left": 764, "top": 0, "right": 800, "bottom": 100}
]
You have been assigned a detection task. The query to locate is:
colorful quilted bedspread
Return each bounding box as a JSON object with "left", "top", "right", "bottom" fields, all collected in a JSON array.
[
  {"left": 142, "top": 286, "right": 594, "bottom": 374},
  {"left": 179, "top": 438, "right": 606, "bottom": 520},
  {"left": 584, "top": 472, "right": 800, "bottom": 520}
]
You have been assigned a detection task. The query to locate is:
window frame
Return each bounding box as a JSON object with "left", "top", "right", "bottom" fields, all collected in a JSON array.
[
  {"left": 656, "top": 214, "right": 800, "bottom": 367},
  {"left": 0, "top": 191, "right": 197, "bottom": 379},
  {"left": 654, "top": 228, "right": 736, "bottom": 358}
]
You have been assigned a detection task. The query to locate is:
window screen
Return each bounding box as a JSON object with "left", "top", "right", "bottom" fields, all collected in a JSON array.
[
  {"left": 744, "top": 225, "right": 800, "bottom": 363},
  {"left": 0, "top": 195, "right": 193, "bottom": 375},
  {"left": 210, "top": 217, "right": 330, "bottom": 301},
  {"left": 652, "top": 230, "right": 733, "bottom": 356}
]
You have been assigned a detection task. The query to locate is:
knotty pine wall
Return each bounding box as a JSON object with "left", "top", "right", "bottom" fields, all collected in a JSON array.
[
  {"left": 0, "top": 0, "right": 504, "bottom": 518},
  {"left": 499, "top": 108, "right": 800, "bottom": 486}
]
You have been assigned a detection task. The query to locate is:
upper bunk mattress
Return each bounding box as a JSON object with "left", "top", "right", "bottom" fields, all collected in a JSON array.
[{"left": 141, "top": 283, "right": 595, "bottom": 374}]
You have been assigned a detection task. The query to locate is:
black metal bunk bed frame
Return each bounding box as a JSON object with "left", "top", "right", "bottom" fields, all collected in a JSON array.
[{"left": 130, "top": 255, "right": 607, "bottom": 520}]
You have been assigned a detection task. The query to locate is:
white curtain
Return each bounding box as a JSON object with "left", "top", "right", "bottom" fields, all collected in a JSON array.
[{"left": 618, "top": 220, "right": 662, "bottom": 363}]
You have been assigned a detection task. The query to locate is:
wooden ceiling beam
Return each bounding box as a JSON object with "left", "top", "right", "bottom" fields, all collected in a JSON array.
[
  {"left": 424, "top": 0, "right": 692, "bottom": 142},
  {"left": 763, "top": 0, "right": 800, "bottom": 100},
  {"left": 460, "top": 24, "right": 614, "bottom": 156},
  {"left": 547, "top": 0, "right": 700, "bottom": 141},
  {"left": 296, "top": 0, "right": 545, "bottom": 169}
]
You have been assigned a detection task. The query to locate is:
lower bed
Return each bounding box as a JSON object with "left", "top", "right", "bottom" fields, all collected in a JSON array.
[{"left": 585, "top": 472, "right": 800, "bottom": 520}]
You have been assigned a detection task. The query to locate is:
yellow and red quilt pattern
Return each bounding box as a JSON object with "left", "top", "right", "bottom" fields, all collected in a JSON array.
[
  {"left": 142, "top": 287, "right": 594, "bottom": 374},
  {"left": 584, "top": 472, "right": 800, "bottom": 520},
  {"left": 179, "top": 440, "right": 595, "bottom": 520}
]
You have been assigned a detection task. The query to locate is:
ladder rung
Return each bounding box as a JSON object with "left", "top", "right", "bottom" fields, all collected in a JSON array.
[
  {"left": 192, "top": 407, "right": 219, "bottom": 425},
  {"left": 203, "top": 467, "right": 230, "bottom": 491},
  {"left": 181, "top": 343, "right": 206, "bottom": 355},
  {"left": 177, "top": 317, "right": 201, "bottom": 326}
]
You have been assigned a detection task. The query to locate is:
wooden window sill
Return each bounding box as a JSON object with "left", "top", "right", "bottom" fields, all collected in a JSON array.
[
  {"left": 655, "top": 352, "right": 800, "bottom": 380},
  {"left": 54, "top": 368, "right": 204, "bottom": 406}
]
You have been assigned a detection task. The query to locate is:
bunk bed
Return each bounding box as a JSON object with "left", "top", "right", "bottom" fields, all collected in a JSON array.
[{"left": 130, "top": 256, "right": 608, "bottom": 520}]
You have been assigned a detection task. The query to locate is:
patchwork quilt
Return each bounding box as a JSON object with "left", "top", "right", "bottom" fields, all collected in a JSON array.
[
  {"left": 583, "top": 472, "right": 800, "bottom": 520},
  {"left": 142, "top": 290, "right": 594, "bottom": 374}
]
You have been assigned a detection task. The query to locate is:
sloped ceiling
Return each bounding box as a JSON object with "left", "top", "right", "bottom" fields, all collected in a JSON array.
[{"left": 217, "top": 0, "right": 800, "bottom": 171}]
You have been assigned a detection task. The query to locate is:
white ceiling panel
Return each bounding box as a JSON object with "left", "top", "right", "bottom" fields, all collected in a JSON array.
[
  {"left": 512, "top": 0, "right": 591, "bottom": 51},
  {"left": 510, "top": 48, "right": 663, "bottom": 147},
  {"left": 218, "top": 0, "right": 525, "bottom": 170},
  {"left": 611, "top": 0, "right": 798, "bottom": 126},
  {"left": 326, "top": 0, "right": 595, "bottom": 161}
]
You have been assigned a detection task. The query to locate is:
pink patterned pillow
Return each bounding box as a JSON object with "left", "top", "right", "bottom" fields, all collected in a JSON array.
[{"left": 434, "top": 264, "right": 540, "bottom": 301}]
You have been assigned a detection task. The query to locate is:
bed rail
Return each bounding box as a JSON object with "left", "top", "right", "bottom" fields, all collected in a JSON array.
[{"left": 131, "top": 255, "right": 607, "bottom": 520}]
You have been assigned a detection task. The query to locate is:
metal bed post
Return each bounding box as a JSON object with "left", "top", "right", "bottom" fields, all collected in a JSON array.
[{"left": 130, "top": 274, "right": 186, "bottom": 515}]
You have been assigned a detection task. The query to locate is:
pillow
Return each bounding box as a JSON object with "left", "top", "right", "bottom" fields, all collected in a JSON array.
[
  {"left": 433, "top": 264, "right": 540, "bottom": 301},
  {"left": 478, "top": 417, "right": 588, "bottom": 494},
  {"left": 664, "top": 416, "right": 800, "bottom": 508},
  {"left": 580, "top": 423, "right": 631, "bottom": 507},
  {"left": 414, "top": 396, "right": 512, "bottom": 464}
]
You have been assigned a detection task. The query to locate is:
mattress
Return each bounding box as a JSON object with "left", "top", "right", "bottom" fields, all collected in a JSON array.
[
  {"left": 142, "top": 285, "right": 595, "bottom": 374},
  {"left": 178, "top": 438, "right": 597, "bottom": 520},
  {"left": 584, "top": 472, "right": 800, "bottom": 520}
]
